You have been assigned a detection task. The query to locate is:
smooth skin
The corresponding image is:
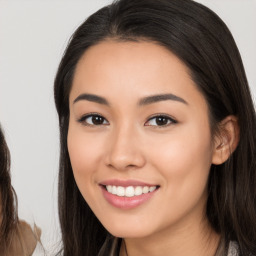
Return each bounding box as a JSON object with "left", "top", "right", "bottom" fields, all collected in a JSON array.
[{"left": 68, "top": 41, "right": 239, "bottom": 256}]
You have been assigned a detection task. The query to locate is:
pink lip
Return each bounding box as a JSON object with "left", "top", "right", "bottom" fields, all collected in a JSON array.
[
  {"left": 99, "top": 179, "right": 159, "bottom": 210},
  {"left": 100, "top": 179, "right": 157, "bottom": 187}
]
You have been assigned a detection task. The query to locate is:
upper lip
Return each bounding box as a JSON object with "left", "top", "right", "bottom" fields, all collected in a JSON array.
[{"left": 99, "top": 179, "right": 159, "bottom": 187}]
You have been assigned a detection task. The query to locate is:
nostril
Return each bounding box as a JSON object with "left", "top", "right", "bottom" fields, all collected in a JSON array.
[
  {"left": 127, "top": 164, "right": 137, "bottom": 168},
  {"left": 105, "top": 153, "right": 146, "bottom": 171}
]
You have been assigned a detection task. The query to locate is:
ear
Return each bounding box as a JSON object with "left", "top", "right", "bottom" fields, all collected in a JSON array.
[{"left": 212, "top": 115, "right": 240, "bottom": 165}]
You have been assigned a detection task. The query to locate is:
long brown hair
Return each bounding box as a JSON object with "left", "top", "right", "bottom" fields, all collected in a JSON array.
[
  {"left": 0, "top": 126, "right": 41, "bottom": 255},
  {"left": 54, "top": 0, "right": 256, "bottom": 255},
  {"left": 0, "top": 125, "right": 18, "bottom": 252}
]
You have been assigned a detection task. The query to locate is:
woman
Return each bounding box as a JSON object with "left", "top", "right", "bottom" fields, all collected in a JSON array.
[
  {"left": 0, "top": 126, "right": 41, "bottom": 255},
  {"left": 54, "top": 0, "right": 256, "bottom": 255}
]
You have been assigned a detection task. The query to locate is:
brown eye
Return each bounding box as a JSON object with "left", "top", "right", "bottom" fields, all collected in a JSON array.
[
  {"left": 91, "top": 115, "right": 105, "bottom": 125},
  {"left": 145, "top": 115, "right": 177, "bottom": 127},
  {"left": 79, "top": 114, "right": 109, "bottom": 126},
  {"left": 155, "top": 116, "right": 169, "bottom": 126}
]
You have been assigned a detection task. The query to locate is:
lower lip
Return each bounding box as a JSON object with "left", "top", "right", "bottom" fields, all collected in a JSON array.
[{"left": 101, "top": 186, "right": 158, "bottom": 210}]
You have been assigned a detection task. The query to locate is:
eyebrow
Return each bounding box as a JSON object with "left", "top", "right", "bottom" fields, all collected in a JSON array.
[
  {"left": 73, "top": 93, "right": 187, "bottom": 106},
  {"left": 73, "top": 93, "right": 109, "bottom": 105},
  {"left": 138, "top": 93, "right": 188, "bottom": 106}
]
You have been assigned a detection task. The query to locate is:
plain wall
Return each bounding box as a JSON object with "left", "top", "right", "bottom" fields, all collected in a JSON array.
[{"left": 0, "top": 0, "right": 255, "bottom": 253}]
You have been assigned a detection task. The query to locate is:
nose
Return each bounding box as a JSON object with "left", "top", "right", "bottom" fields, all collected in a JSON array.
[{"left": 104, "top": 124, "right": 146, "bottom": 171}]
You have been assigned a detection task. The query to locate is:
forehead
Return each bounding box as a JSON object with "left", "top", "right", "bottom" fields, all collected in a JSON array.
[
  {"left": 74, "top": 40, "right": 192, "bottom": 84},
  {"left": 70, "top": 40, "right": 206, "bottom": 109}
]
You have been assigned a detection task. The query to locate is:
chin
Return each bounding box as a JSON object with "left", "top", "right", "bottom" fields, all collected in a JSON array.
[{"left": 103, "top": 222, "right": 154, "bottom": 239}]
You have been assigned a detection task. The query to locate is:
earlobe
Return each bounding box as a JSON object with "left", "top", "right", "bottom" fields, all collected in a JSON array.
[{"left": 212, "top": 115, "right": 240, "bottom": 165}]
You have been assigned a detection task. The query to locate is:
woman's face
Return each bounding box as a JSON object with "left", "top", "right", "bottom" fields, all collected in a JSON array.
[{"left": 68, "top": 41, "right": 216, "bottom": 238}]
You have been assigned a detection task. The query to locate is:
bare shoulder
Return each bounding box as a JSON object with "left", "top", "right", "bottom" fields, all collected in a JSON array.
[{"left": 6, "top": 220, "right": 41, "bottom": 256}]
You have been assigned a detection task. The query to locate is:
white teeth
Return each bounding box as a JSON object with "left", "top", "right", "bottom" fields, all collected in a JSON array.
[
  {"left": 125, "top": 186, "right": 135, "bottom": 197},
  {"left": 134, "top": 186, "right": 143, "bottom": 196},
  {"left": 106, "top": 185, "right": 112, "bottom": 193},
  {"left": 105, "top": 185, "right": 157, "bottom": 197},
  {"left": 142, "top": 186, "right": 149, "bottom": 194},
  {"left": 116, "top": 186, "right": 125, "bottom": 196},
  {"left": 112, "top": 186, "right": 117, "bottom": 195},
  {"left": 149, "top": 186, "right": 156, "bottom": 192}
]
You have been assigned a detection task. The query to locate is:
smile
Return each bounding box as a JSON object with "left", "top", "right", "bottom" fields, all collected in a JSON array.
[
  {"left": 100, "top": 180, "right": 160, "bottom": 209},
  {"left": 105, "top": 185, "right": 157, "bottom": 197}
]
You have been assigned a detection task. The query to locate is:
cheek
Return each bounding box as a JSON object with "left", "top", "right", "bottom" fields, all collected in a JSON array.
[
  {"left": 147, "top": 125, "right": 213, "bottom": 200},
  {"left": 67, "top": 125, "right": 107, "bottom": 214},
  {"left": 67, "top": 125, "right": 104, "bottom": 185},
  {"left": 67, "top": 125, "right": 110, "bottom": 215}
]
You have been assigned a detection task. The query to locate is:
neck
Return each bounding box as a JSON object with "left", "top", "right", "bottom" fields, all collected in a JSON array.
[{"left": 120, "top": 218, "right": 220, "bottom": 256}]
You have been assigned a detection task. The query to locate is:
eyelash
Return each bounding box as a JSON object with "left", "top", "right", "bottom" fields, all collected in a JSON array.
[
  {"left": 77, "top": 113, "right": 109, "bottom": 126},
  {"left": 145, "top": 114, "right": 177, "bottom": 127},
  {"left": 77, "top": 113, "right": 177, "bottom": 127}
]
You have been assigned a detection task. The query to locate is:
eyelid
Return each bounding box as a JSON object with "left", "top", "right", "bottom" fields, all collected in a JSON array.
[
  {"left": 76, "top": 112, "right": 177, "bottom": 127},
  {"left": 145, "top": 114, "right": 177, "bottom": 127},
  {"left": 77, "top": 112, "right": 109, "bottom": 126}
]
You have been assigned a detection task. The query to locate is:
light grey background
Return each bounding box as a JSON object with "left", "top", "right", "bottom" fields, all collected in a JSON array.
[{"left": 0, "top": 0, "right": 255, "bottom": 253}]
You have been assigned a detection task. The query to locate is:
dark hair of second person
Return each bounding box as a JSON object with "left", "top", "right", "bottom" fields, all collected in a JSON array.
[{"left": 0, "top": 126, "right": 41, "bottom": 255}]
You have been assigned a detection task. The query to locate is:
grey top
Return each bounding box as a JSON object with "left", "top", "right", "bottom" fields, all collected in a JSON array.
[
  {"left": 228, "top": 241, "right": 239, "bottom": 256},
  {"left": 101, "top": 238, "right": 242, "bottom": 256}
]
